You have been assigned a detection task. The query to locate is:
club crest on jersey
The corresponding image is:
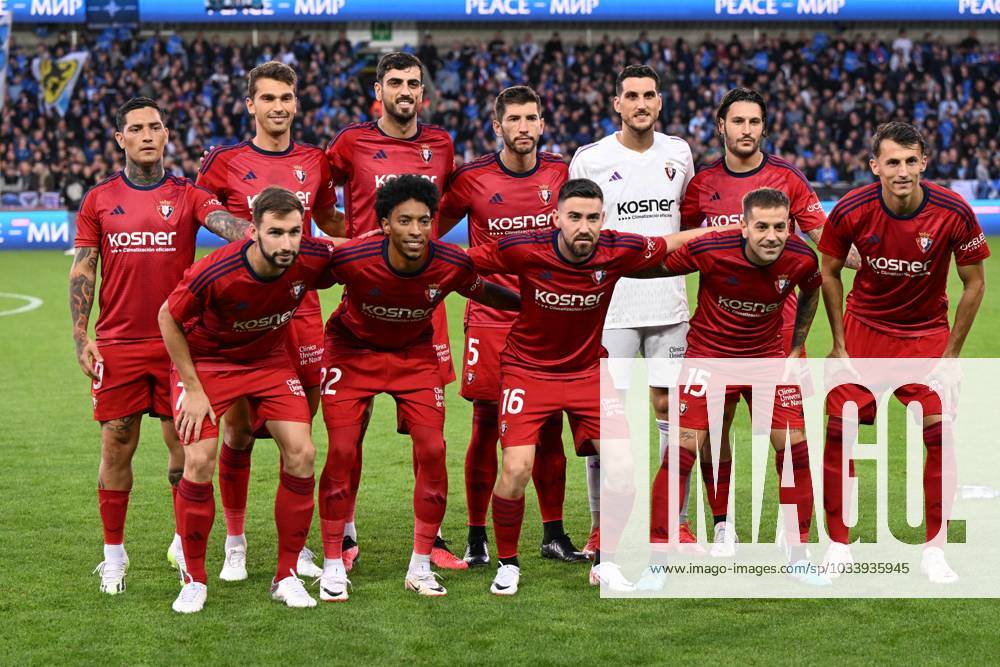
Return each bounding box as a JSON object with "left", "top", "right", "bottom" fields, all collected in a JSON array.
[
  {"left": 538, "top": 184, "right": 552, "bottom": 204},
  {"left": 466, "top": 371, "right": 475, "bottom": 385},
  {"left": 500, "top": 420, "right": 508, "bottom": 436},
  {"left": 679, "top": 401, "right": 688, "bottom": 415},
  {"left": 157, "top": 201, "right": 174, "bottom": 221},
  {"left": 592, "top": 270, "right": 606, "bottom": 285},
  {"left": 665, "top": 165, "right": 677, "bottom": 181},
  {"left": 916, "top": 232, "right": 933, "bottom": 253},
  {"left": 426, "top": 284, "right": 442, "bottom": 302},
  {"left": 775, "top": 274, "right": 791, "bottom": 293},
  {"left": 290, "top": 281, "right": 305, "bottom": 299},
  {"left": 292, "top": 166, "right": 306, "bottom": 183},
  {"left": 420, "top": 144, "right": 433, "bottom": 163}
]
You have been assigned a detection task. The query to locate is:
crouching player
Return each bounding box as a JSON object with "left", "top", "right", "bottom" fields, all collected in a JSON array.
[
  {"left": 316, "top": 175, "right": 519, "bottom": 601},
  {"left": 645, "top": 188, "right": 826, "bottom": 589},
  {"left": 158, "top": 187, "right": 341, "bottom": 613},
  {"left": 466, "top": 178, "right": 725, "bottom": 595}
]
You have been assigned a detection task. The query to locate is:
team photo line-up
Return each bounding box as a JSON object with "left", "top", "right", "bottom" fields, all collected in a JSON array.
[{"left": 68, "top": 51, "right": 988, "bottom": 613}]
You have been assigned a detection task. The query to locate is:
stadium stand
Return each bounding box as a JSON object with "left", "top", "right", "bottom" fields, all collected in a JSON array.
[{"left": 2, "top": 28, "right": 997, "bottom": 210}]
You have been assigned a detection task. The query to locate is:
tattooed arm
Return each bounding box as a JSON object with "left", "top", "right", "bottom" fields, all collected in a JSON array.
[
  {"left": 69, "top": 246, "right": 103, "bottom": 380},
  {"left": 203, "top": 210, "right": 251, "bottom": 242},
  {"left": 789, "top": 286, "right": 820, "bottom": 358}
]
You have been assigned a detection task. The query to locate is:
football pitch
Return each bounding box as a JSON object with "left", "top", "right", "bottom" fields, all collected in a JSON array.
[{"left": 2, "top": 247, "right": 998, "bottom": 665}]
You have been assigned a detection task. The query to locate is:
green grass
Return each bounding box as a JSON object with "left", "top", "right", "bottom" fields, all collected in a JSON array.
[{"left": 1, "top": 247, "right": 998, "bottom": 665}]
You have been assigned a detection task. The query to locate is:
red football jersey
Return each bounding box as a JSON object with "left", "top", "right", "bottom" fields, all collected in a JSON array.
[
  {"left": 468, "top": 229, "right": 669, "bottom": 378},
  {"left": 166, "top": 237, "right": 335, "bottom": 370},
  {"left": 439, "top": 151, "right": 568, "bottom": 328},
  {"left": 196, "top": 140, "right": 337, "bottom": 317},
  {"left": 680, "top": 153, "right": 826, "bottom": 334},
  {"left": 665, "top": 229, "right": 822, "bottom": 358},
  {"left": 324, "top": 236, "right": 484, "bottom": 350},
  {"left": 818, "top": 181, "right": 990, "bottom": 337},
  {"left": 325, "top": 121, "right": 455, "bottom": 237},
  {"left": 74, "top": 172, "right": 227, "bottom": 343}
]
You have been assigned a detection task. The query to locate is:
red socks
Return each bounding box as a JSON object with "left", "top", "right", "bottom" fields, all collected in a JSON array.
[
  {"left": 823, "top": 416, "right": 856, "bottom": 544},
  {"left": 98, "top": 488, "right": 130, "bottom": 545},
  {"left": 533, "top": 415, "right": 567, "bottom": 524},
  {"left": 701, "top": 458, "right": 733, "bottom": 519},
  {"left": 175, "top": 478, "right": 215, "bottom": 583},
  {"left": 464, "top": 401, "right": 499, "bottom": 527},
  {"left": 923, "top": 421, "right": 953, "bottom": 545},
  {"left": 218, "top": 443, "right": 252, "bottom": 537},
  {"left": 411, "top": 425, "right": 448, "bottom": 555},
  {"left": 775, "top": 442, "right": 814, "bottom": 540},
  {"left": 492, "top": 493, "right": 525, "bottom": 559},
  {"left": 320, "top": 424, "right": 363, "bottom": 560},
  {"left": 650, "top": 447, "right": 696, "bottom": 543},
  {"left": 275, "top": 470, "right": 315, "bottom": 580}
]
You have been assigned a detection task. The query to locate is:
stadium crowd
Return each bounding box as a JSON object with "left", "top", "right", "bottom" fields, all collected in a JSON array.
[{"left": 2, "top": 27, "right": 998, "bottom": 209}]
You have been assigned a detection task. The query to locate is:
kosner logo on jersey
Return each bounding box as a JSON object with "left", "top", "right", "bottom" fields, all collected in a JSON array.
[
  {"left": 374, "top": 174, "right": 439, "bottom": 188},
  {"left": 361, "top": 302, "right": 435, "bottom": 320},
  {"left": 107, "top": 230, "right": 177, "bottom": 252},
  {"left": 247, "top": 190, "right": 312, "bottom": 210},
  {"left": 616, "top": 198, "right": 677, "bottom": 217},
  {"left": 534, "top": 289, "right": 605, "bottom": 310},
  {"left": 487, "top": 212, "right": 553, "bottom": 233},
  {"left": 233, "top": 307, "right": 297, "bottom": 331}
]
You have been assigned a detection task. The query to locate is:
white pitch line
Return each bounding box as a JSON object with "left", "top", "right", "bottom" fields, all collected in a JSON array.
[{"left": 0, "top": 292, "right": 43, "bottom": 317}]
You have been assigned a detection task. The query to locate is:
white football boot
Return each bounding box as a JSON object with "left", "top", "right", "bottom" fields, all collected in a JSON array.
[{"left": 490, "top": 564, "right": 521, "bottom": 596}]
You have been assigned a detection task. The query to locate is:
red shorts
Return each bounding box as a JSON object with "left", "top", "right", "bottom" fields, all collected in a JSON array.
[
  {"left": 460, "top": 324, "right": 508, "bottom": 402},
  {"left": 498, "top": 366, "right": 626, "bottom": 456},
  {"left": 170, "top": 363, "right": 311, "bottom": 442},
  {"left": 321, "top": 338, "right": 445, "bottom": 432},
  {"left": 432, "top": 304, "right": 455, "bottom": 385},
  {"left": 826, "top": 313, "right": 949, "bottom": 422},
  {"left": 679, "top": 384, "right": 806, "bottom": 431},
  {"left": 287, "top": 310, "right": 324, "bottom": 389},
  {"left": 91, "top": 340, "right": 172, "bottom": 422}
]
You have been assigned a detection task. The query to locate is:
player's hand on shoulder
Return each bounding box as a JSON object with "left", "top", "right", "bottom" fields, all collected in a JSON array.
[
  {"left": 175, "top": 386, "right": 216, "bottom": 445},
  {"left": 199, "top": 146, "right": 215, "bottom": 167},
  {"left": 845, "top": 245, "right": 862, "bottom": 270},
  {"left": 75, "top": 336, "right": 103, "bottom": 381}
]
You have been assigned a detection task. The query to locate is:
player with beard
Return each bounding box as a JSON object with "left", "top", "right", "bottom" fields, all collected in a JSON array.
[
  {"left": 677, "top": 87, "right": 858, "bottom": 551},
  {"left": 159, "top": 187, "right": 347, "bottom": 613},
  {"left": 323, "top": 52, "right": 464, "bottom": 570},
  {"left": 467, "top": 179, "right": 728, "bottom": 595},
  {"left": 71, "top": 97, "right": 250, "bottom": 595},
  {"left": 197, "top": 61, "right": 337, "bottom": 583},
  {"left": 438, "top": 86, "right": 581, "bottom": 567},
  {"left": 569, "top": 65, "right": 698, "bottom": 558}
]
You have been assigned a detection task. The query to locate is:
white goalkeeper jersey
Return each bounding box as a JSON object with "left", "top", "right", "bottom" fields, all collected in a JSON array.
[{"left": 569, "top": 131, "right": 693, "bottom": 329}]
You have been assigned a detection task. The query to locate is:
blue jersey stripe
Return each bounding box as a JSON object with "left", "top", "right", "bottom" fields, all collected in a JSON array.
[{"left": 189, "top": 254, "right": 243, "bottom": 294}]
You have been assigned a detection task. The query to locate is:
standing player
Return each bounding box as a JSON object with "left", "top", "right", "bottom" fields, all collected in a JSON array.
[
  {"left": 677, "top": 87, "right": 846, "bottom": 544},
  {"left": 316, "top": 176, "right": 519, "bottom": 601},
  {"left": 818, "top": 122, "right": 988, "bottom": 583},
  {"left": 646, "top": 188, "right": 827, "bottom": 589},
  {"left": 438, "top": 85, "right": 583, "bottom": 567},
  {"left": 325, "top": 52, "right": 463, "bottom": 569},
  {"left": 197, "top": 61, "right": 338, "bottom": 582},
  {"left": 70, "top": 97, "right": 249, "bottom": 595},
  {"left": 159, "top": 187, "right": 342, "bottom": 613},
  {"left": 569, "top": 65, "right": 696, "bottom": 556},
  {"left": 467, "top": 179, "right": 724, "bottom": 595}
]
